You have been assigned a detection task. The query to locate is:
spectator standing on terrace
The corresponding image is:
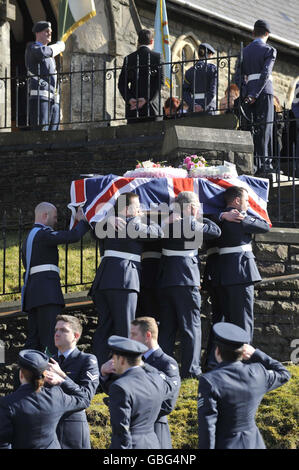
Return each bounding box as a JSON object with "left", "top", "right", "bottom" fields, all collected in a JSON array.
[
  {"left": 118, "top": 29, "right": 165, "bottom": 124},
  {"left": 25, "top": 21, "right": 65, "bottom": 131},
  {"left": 182, "top": 43, "right": 217, "bottom": 115},
  {"left": 235, "top": 19, "right": 277, "bottom": 174},
  {"left": 219, "top": 84, "right": 240, "bottom": 114}
]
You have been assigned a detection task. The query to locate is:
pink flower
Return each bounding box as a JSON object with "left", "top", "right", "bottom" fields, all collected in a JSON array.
[
  {"left": 136, "top": 163, "right": 141, "bottom": 168},
  {"left": 184, "top": 157, "right": 191, "bottom": 164},
  {"left": 187, "top": 162, "right": 195, "bottom": 170}
]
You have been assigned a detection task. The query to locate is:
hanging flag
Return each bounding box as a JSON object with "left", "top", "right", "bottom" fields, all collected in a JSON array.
[
  {"left": 154, "top": 0, "right": 171, "bottom": 87},
  {"left": 58, "top": 0, "right": 96, "bottom": 42}
]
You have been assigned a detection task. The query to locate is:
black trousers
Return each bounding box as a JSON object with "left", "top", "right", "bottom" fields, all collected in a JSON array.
[
  {"left": 157, "top": 286, "right": 202, "bottom": 379},
  {"left": 244, "top": 94, "right": 274, "bottom": 171},
  {"left": 25, "top": 304, "right": 63, "bottom": 355},
  {"left": 92, "top": 289, "right": 138, "bottom": 369}
]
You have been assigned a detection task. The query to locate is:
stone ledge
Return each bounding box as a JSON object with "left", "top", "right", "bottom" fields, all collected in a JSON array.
[
  {"left": 161, "top": 126, "right": 254, "bottom": 155},
  {"left": 254, "top": 228, "right": 299, "bottom": 244},
  {"left": 0, "top": 290, "right": 92, "bottom": 320}
]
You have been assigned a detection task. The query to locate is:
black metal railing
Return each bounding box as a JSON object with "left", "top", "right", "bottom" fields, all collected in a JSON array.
[
  {"left": 1, "top": 51, "right": 241, "bottom": 129},
  {"left": 0, "top": 211, "right": 99, "bottom": 300}
]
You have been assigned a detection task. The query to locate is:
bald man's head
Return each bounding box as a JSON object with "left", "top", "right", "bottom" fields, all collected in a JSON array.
[{"left": 34, "top": 202, "right": 57, "bottom": 228}]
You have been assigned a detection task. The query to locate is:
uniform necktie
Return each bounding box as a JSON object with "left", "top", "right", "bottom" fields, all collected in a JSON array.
[{"left": 58, "top": 354, "right": 65, "bottom": 365}]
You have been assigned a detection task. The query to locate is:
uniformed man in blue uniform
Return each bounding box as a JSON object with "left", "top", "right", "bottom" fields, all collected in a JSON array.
[
  {"left": 22, "top": 202, "right": 90, "bottom": 355},
  {"left": 25, "top": 21, "right": 65, "bottom": 130},
  {"left": 198, "top": 323, "right": 291, "bottom": 449},
  {"left": 291, "top": 81, "right": 299, "bottom": 177},
  {"left": 0, "top": 350, "right": 90, "bottom": 449},
  {"left": 46, "top": 315, "right": 99, "bottom": 449},
  {"left": 130, "top": 317, "right": 181, "bottom": 449},
  {"left": 235, "top": 20, "right": 277, "bottom": 174},
  {"left": 91, "top": 192, "right": 163, "bottom": 370},
  {"left": 100, "top": 318, "right": 180, "bottom": 449},
  {"left": 182, "top": 43, "right": 217, "bottom": 115},
  {"left": 157, "top": 191, "right": 221, "bottom": 379},
  {"left": 106, "top": 335, "right": 176, "bottom": 449},
  {"left": 203, "top": 186, "right": 270, "bottom": 370}
]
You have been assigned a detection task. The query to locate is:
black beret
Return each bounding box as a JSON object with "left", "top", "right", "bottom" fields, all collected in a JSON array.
[
  {"left": 254, "top": 19, "right": 271, "bottom": 33},
  {"left": 32, "top": 21, "right": 51, "bottom": 34},
  {"left": 19, "top": 349, "right": 49, "bottom": 377},
  {"left": 213, "top": 322, "right": 250, "bottom": 348},
  {"left": 199, "top": 43, "right": 216, "bottom": 54},
  {"left": 108, "top": 335, "right": 148, "bottom": 356}
]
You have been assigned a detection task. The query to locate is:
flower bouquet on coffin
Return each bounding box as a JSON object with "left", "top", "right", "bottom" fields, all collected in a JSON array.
[
  {"left": 123, "top": 160, "right": 188, "bottom": 178},
  {"left": 180, "top": 154, "right": 238, "bottom": 179}
]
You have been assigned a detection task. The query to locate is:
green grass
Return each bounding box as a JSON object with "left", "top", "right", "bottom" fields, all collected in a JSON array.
[
  {"left": 87, "top": 365, "right": 298, "bottom": 449},
  {"left": 0, "top": 230, "right": 99, "bottom": 302}
]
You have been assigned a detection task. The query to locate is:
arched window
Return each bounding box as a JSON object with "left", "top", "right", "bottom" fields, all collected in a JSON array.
[{"left": 170, "top": 33, "right": 200, "bottom": 100}]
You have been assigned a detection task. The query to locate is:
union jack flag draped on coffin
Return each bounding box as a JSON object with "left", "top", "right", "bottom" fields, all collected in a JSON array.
[{"left": 68, "top": 174, "right": 271, "bottom": 228}]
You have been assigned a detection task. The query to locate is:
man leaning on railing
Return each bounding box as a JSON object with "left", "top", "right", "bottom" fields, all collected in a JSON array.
[{"left": 25, "top": 21, "right": 65, "bottom": 131}]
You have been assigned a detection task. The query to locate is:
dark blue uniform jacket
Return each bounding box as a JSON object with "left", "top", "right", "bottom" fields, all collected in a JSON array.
[
  {"left": 53, "top": 348, "right": 99, "bottom": 449},
  {"left": 0, "top": 380, "right": 89, "bottom": 449},
  {"left": 235, "top": 39, "right": 276, "bottom": 99},
  {"left": 109, "top": 364, "right": 175, "bottom": 449},
  {"left": 158, "top": 216, "right": 221, "bottom": 288},
  {"left": 203, "top": 209, "right": 270, "bottom": 287},
  {"left": 25, "top": 41, "right": 58, "bottom": 100},
  {"left": 198, "top": 349, "right": 291, "bottom": 449},
  {"left": 22, "top": 220, "right": 89, "bottom": 310}
]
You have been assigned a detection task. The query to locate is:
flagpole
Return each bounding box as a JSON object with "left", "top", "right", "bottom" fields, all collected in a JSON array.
[{"left": 61, "top": 0, "right": 69, "bottom": 41}]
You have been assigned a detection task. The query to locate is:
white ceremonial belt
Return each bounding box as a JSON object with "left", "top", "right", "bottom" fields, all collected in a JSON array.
[
  {"left": 30, "top": 264, "right": 60, "bottom": 275},
  {"left": 191, "top": 93, "right": 205, "bottom": 99},
  {"left": 142, "top": 251, "right": 162, "bottom": 260},
  {"left": 247, "top": 73, "right": 272, "bottom": 82},
  {"left": 30, "top": 89, "right": 55, "bottom": 100},
  {"left": 162, "top": 248, "right": 198, "bottom": 257},
  {"left": 103, "top": 250, "right": 141, "bottom": 262},
  {"left": 207, "top": 247, "right": 219, "bottom": 256},
  {"left": 219, "top": 244, "right": 252, "bottom": 255}
]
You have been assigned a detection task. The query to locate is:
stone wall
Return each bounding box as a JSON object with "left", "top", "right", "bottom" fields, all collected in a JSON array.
[{"left": 0, "top": 114, "right": 242, "bottom": 225}]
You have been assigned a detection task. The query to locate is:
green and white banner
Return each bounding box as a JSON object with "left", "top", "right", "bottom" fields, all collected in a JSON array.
[{"left": 58, "top": 0, "right": 96, "bottom": 42}]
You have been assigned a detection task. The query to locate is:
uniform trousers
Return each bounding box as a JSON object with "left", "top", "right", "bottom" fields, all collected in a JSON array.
[
  {"left": 29, "top": 99, "right": 60, "bottom": 131},
  {"left": 217, "top": 283, "right": 254, "bottom": 341},
  {"left": 245, "top": 94, "right": 274, "bottom": 171},
  {"left": 205, "top": 286, "right": 225, "bottom": 371},
  {"left": 25, "top": 304, "right": 62, "bottom": 355},
  {"left": 93, "top": 289, "right": 138, "bottom": 368},
  {"left": 154, "top": 421, "right": 172, "bottom": 449},
  {"left": 136, "top": 287, "right": 160, "bottom": 321},
  {"left": 157, "top": 286, "right": 202, "bottom": 378}
]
